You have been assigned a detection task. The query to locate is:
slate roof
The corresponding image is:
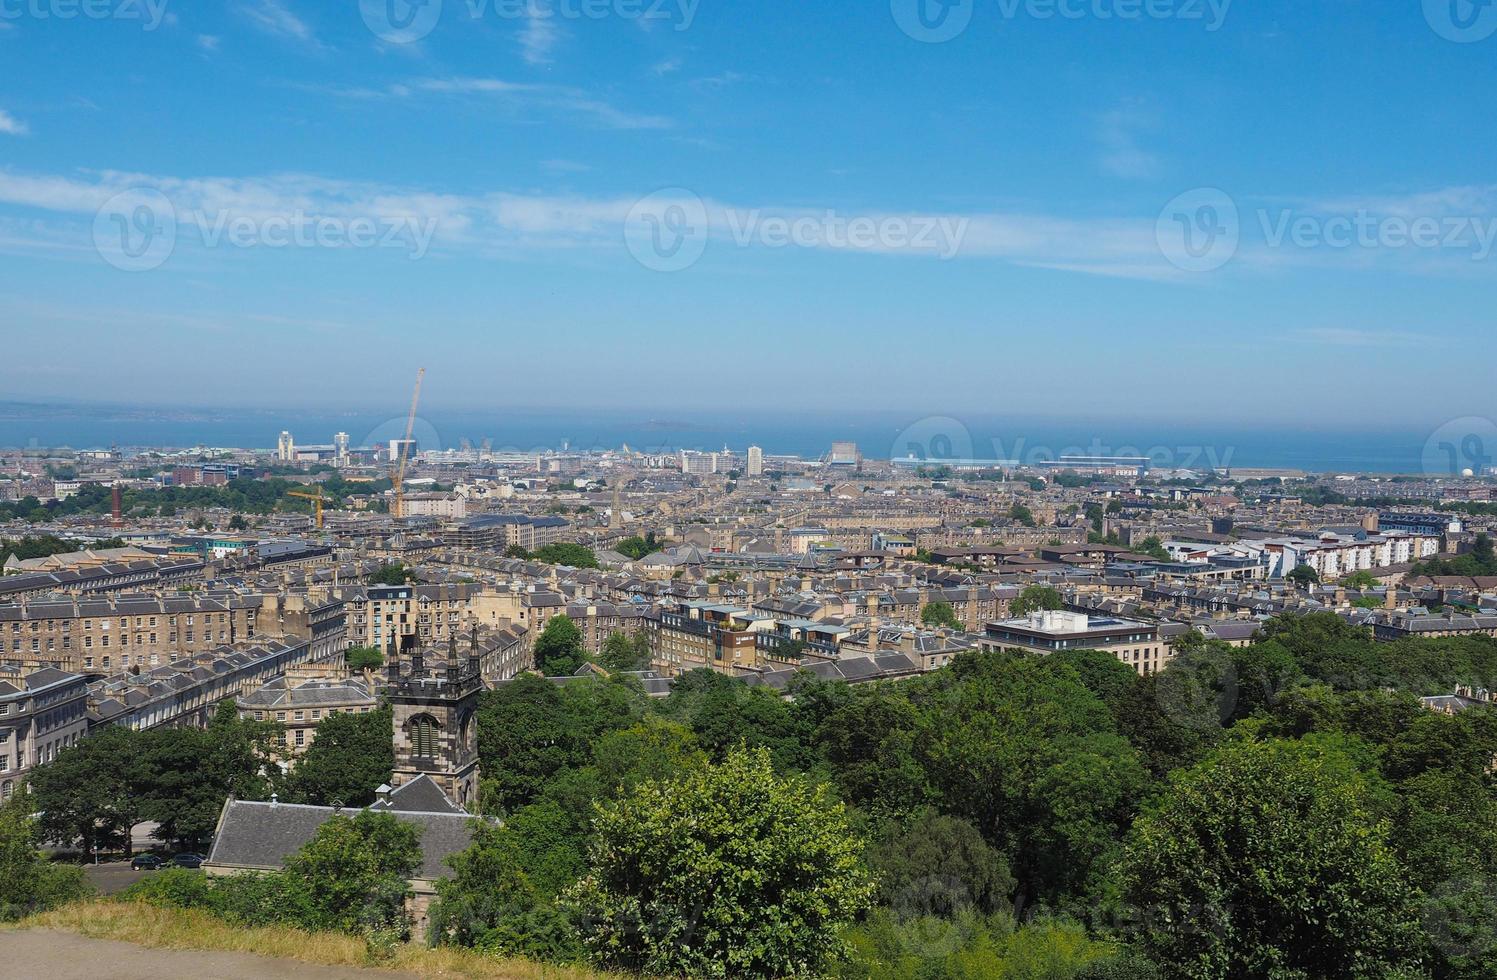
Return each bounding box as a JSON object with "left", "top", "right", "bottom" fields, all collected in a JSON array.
[
  {"left": 207, "top": 796, "right": 476, "bottom": 880},
  {"left": 368, "top": 775, "right": 467, "bottom": 815}
]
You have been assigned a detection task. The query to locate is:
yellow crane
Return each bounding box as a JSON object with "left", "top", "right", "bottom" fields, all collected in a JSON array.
[
  {"left": 286, "top": 487, "right": 326, "bottom": 530},
  {"left": 391, "top": 367, "right": 425, "bottom": 519}
]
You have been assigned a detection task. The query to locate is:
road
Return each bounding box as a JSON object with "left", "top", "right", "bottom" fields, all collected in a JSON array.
[
  {"left": 0, "top": 929, "right": 417, "bottom": 979},
  {"left": 82, "top": 860, "right": 163, "bottom": 896}
]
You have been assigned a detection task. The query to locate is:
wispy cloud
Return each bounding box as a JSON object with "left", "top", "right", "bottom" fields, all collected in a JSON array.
[
  {"left": 1097, "top": 102, "right": 1159, "bottom": 180},
  {"left": 240, "top": 0, "right": 318, "bottom": 47},
  {"left": 1310, "top": 185, "right": 1497, "bottom": 219},
  {"left": 651, "top": 57, "right": 683, "bottom": 76},
  {"left": 519, "top": 1, "right": 562, "bottom": 65},
  {"left": 197, "top": 34, "right": 222, "bottom": 53},
  {"left": 304, "top": 76, "right": 673, "bottom": 130},
  {"left": 7, "top": 167, "right": 1497, "bottom": 282},
  {"left": 0, "top": 110, "right": 29, "bottom": 136}
]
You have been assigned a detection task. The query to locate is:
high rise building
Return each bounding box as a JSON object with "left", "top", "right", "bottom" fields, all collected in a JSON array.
[
  {"left": 334, "top": 431, "right": 350, "bottom": 468},
  {"left": 829, "top": 441, "right": 861, "bottom": 467},
  {"left": 276, "top": 430, "right": 295, "bottom": 463},
  {"left": 747, "top": 445, "right": 764, "bottom": 477}
]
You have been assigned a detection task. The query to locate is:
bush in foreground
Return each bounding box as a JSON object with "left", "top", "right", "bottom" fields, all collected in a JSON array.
[{"left": 565, "top": 744, "right": 876, "bottom": 978}]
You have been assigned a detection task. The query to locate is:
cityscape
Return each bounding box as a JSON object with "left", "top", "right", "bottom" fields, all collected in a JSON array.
[{"left": 4, "top": 2, "right": 1497, "bottom": 979}]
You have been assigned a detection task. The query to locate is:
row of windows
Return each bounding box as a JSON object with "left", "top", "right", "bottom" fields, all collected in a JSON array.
[{"left": 7, "top": 612, "right": 237, "bottom": 633}]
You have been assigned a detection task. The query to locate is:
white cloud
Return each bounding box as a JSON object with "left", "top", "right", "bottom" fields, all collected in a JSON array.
[
  {"left": 197, "top": 35, "right": 222, "bottom": 53},
  {"left": 519, "top": 0, "right": 562, "bottom": 65},
  {"left": 1097, "top": 103, "right": 1159, "bottom": 180},
  {"left": 0, "top": 110, "right": 29, "bottom": 136},
  {"left": 7, "top": 167, "right": 1495, "bottom": 282},
  {"left": 306, "top": 76, "right": 673, "bottom": 130},
  {"left": 240, "top": 0, "right": 317, "bottom": 46},
  {"left": 651, "top": 57, "right": 683, "bottom": 76}
]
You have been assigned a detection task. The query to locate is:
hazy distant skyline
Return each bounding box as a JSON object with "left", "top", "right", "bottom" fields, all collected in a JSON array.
[{"left": 1, "top": 1, "right": 1495, "bottom": 424}]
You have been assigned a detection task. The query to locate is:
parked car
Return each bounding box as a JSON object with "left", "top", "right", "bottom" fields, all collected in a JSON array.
[
  {"left": 130, "top": 854, "right": 165, "bottom": 871},
  {"left": 171, "top": 853, "right": 205, "bottom": 869}
]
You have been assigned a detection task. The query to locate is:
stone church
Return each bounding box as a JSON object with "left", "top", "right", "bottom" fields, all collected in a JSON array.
[{"left": 204, "top": 631, "right": 488, "bottom": 929}]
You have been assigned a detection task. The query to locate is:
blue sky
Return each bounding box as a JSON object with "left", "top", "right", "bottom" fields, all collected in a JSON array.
[{"left": 0, "top": 0, "right": 1494, "bottom": 427}]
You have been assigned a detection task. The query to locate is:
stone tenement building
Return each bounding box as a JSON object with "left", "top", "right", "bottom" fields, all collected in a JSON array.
[
  {"left": 0, "top": 665, "right": 90, "bottom": 803},
  {"left": 237, "top": 673, "right": 378, "bottom": 757},
  {"left": 89, "top": 637, "right": 321, "bottom": 732},
  {"left": 0, "top": 590, "right": 346, "bottom": 675},
  {"left": 0, "top": 593, "right": 262, "bottom": 674},
  {"left": 0, "top": 555, "right": 208, "bottom": 602}
]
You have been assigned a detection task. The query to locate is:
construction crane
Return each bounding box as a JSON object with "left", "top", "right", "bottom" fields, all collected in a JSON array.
[
  {"left": 391, "top": 367, "right": 426, "bottom": 520},
  {"left": 287, "top": 487, "right": 326, "bottom": 530}
]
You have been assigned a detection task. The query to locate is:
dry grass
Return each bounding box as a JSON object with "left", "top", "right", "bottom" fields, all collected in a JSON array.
[{"left": 7, "top": 900, "right": 610, "bottom": 979}]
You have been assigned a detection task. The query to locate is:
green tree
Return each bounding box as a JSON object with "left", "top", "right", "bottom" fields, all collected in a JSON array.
[
  {"left": 1287, "top": 564, "right": 1320, "bottom": 586},
  {"left": 916, "top": 654, "right": 1148, "bottom": 906},
  {"left": 368, "top": 562, "right": 418, "bottom": 586},
  {"left": 430, "top": 818, "right": 566, "bottom": 954},
  {"left": 920, "top": 600, "right": 963, "bottom": 630},
  {"left": 283, "top": 706, "right": 395, "bottom": 808},
  {"left": 345, "top": 645, "right": 384, "bottom": 672},
  {"left": 1009, "top": 585, "right": 1063, "bottom": 617},
  {"left": 0, "top": 791, "right": 89, "bottom": 921},
  {"left": 477, "top": 674, "right": 577, "bottom": 812},
  {"left": 29, "top": 726, "right": 149, "bottom": 855},
  {"left": 598, "top": 630, "right": 652, "bottom": 672},
  {"left": 566, "top": 745, "right": 876, "bottom": 978},
  {"left": 1136, "top": 536, "right": 1170, "bottom": 561},
  {"left": 865, "top": 809, "right": 1014, "bottom": 918},
  {"left": 141, "top": 704, "right": 281, "bottom": 848},
  {"left": 615, "top": 534, "right": 660, "bottom": 561},
  {"left": 534, "top": 615, "right": 588, "bottom": 676},
  {"left": 530, "top": 543, "right": 599, "bottom": 569},
  {"left": 1009, "top": 503, "right": 1037, "bottom": 527},
  {"left": 1121, "top": 737, "right": 1424, "bottom": 979},
  {"left": 283, "top": 809, "right": 422, "bottom": 935}
]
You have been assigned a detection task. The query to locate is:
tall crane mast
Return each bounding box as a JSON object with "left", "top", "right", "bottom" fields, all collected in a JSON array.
[
  {"left": 391, "top": 367, "right": 425, "bottom": 520},
  {"left": 286, "top": 487, "right": 326, "bottom": 530}
]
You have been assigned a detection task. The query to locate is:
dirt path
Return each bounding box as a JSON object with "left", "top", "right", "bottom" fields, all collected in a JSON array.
[{"left": 0, "top": 928, "right": 418, "bottom": 979}]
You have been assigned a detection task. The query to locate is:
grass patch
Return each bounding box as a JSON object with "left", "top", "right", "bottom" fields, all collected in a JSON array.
[{"left": 7, "top": 900, "right": 608, "bottom": 979}]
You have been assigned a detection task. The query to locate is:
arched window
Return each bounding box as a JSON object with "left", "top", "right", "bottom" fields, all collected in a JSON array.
[{"left": 408, "top": 714, "right": 440, "bottom": 758}]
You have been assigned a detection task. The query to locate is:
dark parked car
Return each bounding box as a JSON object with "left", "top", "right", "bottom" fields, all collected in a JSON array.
[
  {"left": 130, "top": 854, "right": 165, "bottom": 871},
  {"left": 171, "top": 853, "right": 205, "bottom": 869}
]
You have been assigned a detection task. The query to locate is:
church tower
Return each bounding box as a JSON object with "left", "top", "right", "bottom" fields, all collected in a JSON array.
[{"left": 386, "top": 630, "right": 483, "bottom": 808}]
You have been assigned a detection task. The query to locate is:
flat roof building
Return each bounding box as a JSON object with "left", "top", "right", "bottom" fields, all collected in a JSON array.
[{"left": 981, "top": 609, "right": 1169, "bottom": 676}]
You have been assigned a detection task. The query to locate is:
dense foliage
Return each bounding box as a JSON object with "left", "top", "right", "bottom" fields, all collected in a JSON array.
[
  {"left": 0, "top": 791, "right": 90, "bottom": 920},
  {"left": 29, "top": 704, "right": 278, "bottom": 852},
  {"left": 439, "top": 614, "right": 1497, "bottom": 977},
  {"left": 124, "top": 810, "right": 421, "bottom": 940},
  {"left": 24, "top": 609, "right": 1497, "bottom": 977}
]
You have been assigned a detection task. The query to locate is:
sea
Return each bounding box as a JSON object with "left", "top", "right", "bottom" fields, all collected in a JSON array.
[{"left": 0, "top": 402, "right": 1489, "bottom": 476}]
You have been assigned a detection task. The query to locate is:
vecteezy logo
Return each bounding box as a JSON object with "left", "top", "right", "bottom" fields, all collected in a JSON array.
[
  {"left": 890, "top": 0, "right": 974, "bottom": 43},
  {"left": 92, "top": 188, "right": 177, "bottom": 272},
  {"left": 1156, "top": 187, "right": 1239, "bottom": 273},
  {"left": 624, "top": 189, "right": 709, "bottom": 272},
  {"left": 1422, "top": 417, "right": 1497, "bottom": 477},
  {"left": 1424, "top": 0, "right": 1497, "bottom": 42},
  {"left": 360, "top": 0, "right": 443, "bottom": 44},
  {"left": 890, "top": 416, "right": 974, "bottom": 467}
]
